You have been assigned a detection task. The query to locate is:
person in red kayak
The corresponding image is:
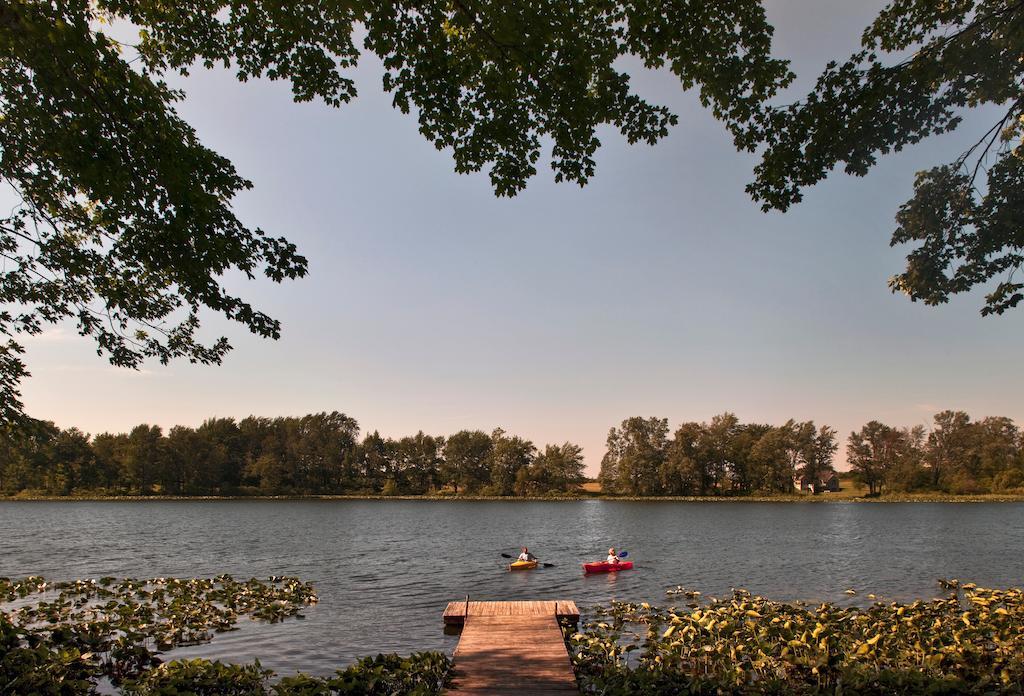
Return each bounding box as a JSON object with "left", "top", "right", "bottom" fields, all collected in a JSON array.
[{"left": 583, "top": 550, "right": 631, "bottom": 573}]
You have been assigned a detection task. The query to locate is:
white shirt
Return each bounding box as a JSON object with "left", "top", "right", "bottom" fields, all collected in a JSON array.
[
  {"left": 518, "top": 552, "right": 532, "bottom": 561},
  {"left": 607, "top": 554, "right": 619, "bottom": 563}
]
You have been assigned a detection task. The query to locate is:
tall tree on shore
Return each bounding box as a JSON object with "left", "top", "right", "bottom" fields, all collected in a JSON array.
[
  {"left": 848, "top": 421, "right": 902, "bottom": 495},
  {"left": 164, "top": 426, "right": 199, "bottom": 495},
  {"left": 599, "top": 417, "right": 669, "bottom": 496},
  {"left": 90, "top": 432, "right": 127, "bottom": 492},
  {"left": 777, "top": 420, "right": 810, "bottom": 485},
  {"left": 700, "top": 413, "right": 741, "bottom": 495},
  {"left": 195, "top": 418, "right": 245, "bottom": 492},
  {"left": 748, "top": 426, "right": 794, "bottom": 493},
  {"left": 661, "top": 422, "right": 704, "bottom": 496},
  {"left": 122, "top": 424, "right": 165, "bottom": 494},
  {"left": 487, "top": 429, "right": 535, "bottom": 496},
  {"left": 358, "top": 431, "right": 395, "bottom": 493},
  {"left": 723, "top": 423, "right": 765, "bottom": 493},
  {"left": 441, "top": 430, "right": 493, "bottom": 495},
  {"left": 975, "top": 417, "right": 1021, "bottom": 489},
  {"left": 240, "top": 417, "right": 289, "bottom": 493},
  {"left": 46, "top": 427, "right": 95, "bottom": 495},
  {"left": 296, "top": 412, "right": 359, "bottom": 492},
  {"left": 799, "top": 423, "right": 839, "bottom": 485},
  {"left": 394, "top": 432, "right": 445, "bottom": 495},
  {"left": 524, "top": 442, "right": 586, "bottom": 495},
  {"left": 926, "top": 410, "right": 974, "bottom": 490},
  {"left": 886, "top": 425, "right": 928, "bottom": 492},
  {"left": 0, "top": 420, "right": 58, "bottom": 493}
]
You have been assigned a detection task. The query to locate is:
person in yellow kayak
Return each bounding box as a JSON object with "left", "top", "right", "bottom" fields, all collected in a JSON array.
[
  {"left": 606, "top": 547, "right": 620, "bottom": 564},
  {"left": 518, "top": 547, "right": 536, "bottom": 562}
]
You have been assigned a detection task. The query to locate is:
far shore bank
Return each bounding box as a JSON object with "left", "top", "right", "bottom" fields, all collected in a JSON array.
[{"left": 3, "top": 492, "right": 1024, "bottom": 503}]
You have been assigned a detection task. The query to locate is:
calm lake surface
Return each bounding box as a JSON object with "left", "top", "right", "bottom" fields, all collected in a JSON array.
[{"left": 2, "top": 500, "right": 1023, "bottom": 676}]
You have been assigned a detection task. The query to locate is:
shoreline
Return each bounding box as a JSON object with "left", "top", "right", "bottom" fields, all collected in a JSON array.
[{"left": 3, "top": 493, "right": 1024, "bottom": 503}]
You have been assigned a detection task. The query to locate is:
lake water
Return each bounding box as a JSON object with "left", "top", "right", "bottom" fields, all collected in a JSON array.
[{"left": 2, "top": 500, "right": 1023, "bottom": 677}]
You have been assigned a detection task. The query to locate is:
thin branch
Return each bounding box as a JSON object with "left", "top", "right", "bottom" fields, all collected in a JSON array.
[
  {"left": 966, "top": 102, "right": 1019, "bottom": 190},
  {"left": 955, "top": 101, "right": 1019, "bottom": 171},
  {"left": 1, "top": 238, "right": 173, "bottom": 353},
  {"left": 0, "top": 222, "right": 42, "bottom": 249}
]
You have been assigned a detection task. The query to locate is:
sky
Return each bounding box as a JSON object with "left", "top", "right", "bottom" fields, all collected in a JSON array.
[{"left": 13, "top": 1, "right": 1024, "bottom": 474}]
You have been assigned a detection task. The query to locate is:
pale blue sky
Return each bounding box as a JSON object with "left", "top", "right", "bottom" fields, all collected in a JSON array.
[{"left": 16, "top": 1, "right": 1023, "bottom": 472}]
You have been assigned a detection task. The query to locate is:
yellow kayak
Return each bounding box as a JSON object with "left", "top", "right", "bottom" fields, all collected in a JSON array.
[{"left": 509, "top": 560, "right": 539, "bottom": 570}]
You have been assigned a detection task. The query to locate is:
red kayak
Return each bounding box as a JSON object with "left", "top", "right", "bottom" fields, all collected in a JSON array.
[{"left": 583, "top": 560, "right": 634, "bottom": 574}]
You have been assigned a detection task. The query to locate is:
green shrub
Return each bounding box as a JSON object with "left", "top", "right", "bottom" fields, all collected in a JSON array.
[
  {"left": 571, "top": 585, "right": 1024, "bottom": 695},
  {"left": 0, "top": 613, "right": 99, "bottom": 695},
  {"left": 274, "top": 652, "right": 452, "bottom": 695},
  {"left": 119, "top": 652, "right": 452, "bottom": 695},
  {"left": 122, "top": 659, "right": 272, "bottom": 695}
]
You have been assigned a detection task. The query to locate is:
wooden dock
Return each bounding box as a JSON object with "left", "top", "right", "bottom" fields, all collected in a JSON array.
[{"left": 442, "top": 600, "right": 580, "bottom": 695}]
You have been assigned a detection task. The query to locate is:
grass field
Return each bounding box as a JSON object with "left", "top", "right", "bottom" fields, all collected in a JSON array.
[
  {"left": 579, "top": 478, "right": 868, "bottom": 498},
  {"left": 576, "top": 477, "right": 1024, "bottom": 502}
]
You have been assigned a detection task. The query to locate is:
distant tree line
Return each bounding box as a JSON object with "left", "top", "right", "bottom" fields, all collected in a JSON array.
[
  {"left": 847, "top": 411, "right": 1024, "bottom": 495},
  {"left": 0, "top": 413, "right": 585, "bottom": 497},
  {"left": 2, "top": 410, "right": 1021, "bottom": 498},
  {"left": 597, "top": 411, "right": 1024, "bottom": 497},
  {"left": 598, "top": 414, "right": 838, "bottom": 496}
]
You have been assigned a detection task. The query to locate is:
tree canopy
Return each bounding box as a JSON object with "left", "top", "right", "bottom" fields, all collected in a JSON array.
[
  {"left": 747, "top": 0, "right": 1024, "bottom": 315},
  {"left": 2, "top": 1, "right": 1020, "bottom": 424},
  {"left": 0, "top": 0, "right": 791, "bottom": 423}
]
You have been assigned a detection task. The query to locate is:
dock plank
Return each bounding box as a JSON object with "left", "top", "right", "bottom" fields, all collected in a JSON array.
[
  {"left": 444, "top": 599, "right": 578, "bottom": 626},
  {"left": 443, "top": 600, "right": 469, "bottom": 624},
  {"left": 556, "top": 600, "right": 579, "bottom": 622},
  {"left": 444, "top": 602, "right": 579, "bottom": 695}
]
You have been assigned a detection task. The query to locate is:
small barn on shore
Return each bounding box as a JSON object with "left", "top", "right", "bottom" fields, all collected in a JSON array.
[{"left": 794, "top": 471, "right": 840, "bottom": 493}]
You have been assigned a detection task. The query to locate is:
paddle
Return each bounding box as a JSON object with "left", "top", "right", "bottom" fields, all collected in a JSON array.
[{"left": 501, "top": 553, "right": 555, "bottom": 568}]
